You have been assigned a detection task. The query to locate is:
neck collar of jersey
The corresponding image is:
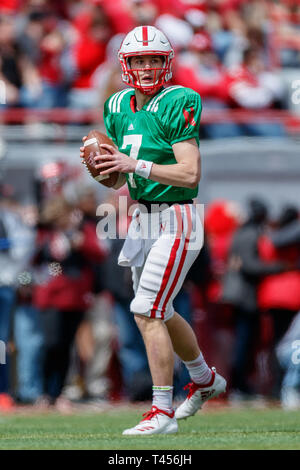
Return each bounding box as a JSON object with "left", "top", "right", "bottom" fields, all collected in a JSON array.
[{"left": 132, "top": 87, "right": 165, "bottom": 113}]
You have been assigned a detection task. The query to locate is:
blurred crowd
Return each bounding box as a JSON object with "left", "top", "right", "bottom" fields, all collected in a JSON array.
[
  {"left": 0, "top": 0, "right": 299, "bottom": 124},
  {"left": 0, "top": 178, "right": 300, "bottom": 413}
]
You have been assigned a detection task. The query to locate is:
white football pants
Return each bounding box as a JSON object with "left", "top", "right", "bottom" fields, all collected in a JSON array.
[{"left": 130, "top": 203, "right": 203, "bottom": 322}]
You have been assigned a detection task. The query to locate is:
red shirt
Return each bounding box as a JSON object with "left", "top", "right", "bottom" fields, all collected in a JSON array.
[
  {"left": 72, "top": 36, "right": 106, "bottom": 89},
  {"left": 32, "top": 222, "right": 108, "bottom": 311},
  {"left": 258, "top": 235, "right": 300, "bottom": 311}
]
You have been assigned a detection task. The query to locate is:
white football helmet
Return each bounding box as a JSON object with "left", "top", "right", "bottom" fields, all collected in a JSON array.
[{"left": 118, "top": 26, "right": 174, "bottom": 95}]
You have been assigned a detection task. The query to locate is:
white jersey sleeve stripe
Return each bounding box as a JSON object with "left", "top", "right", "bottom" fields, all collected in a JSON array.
[
  {"left": 109, "top": 89, "right": 132, "bottom": 113},
  {"left": 109, "top": 91, "right": 121, "bottom": 113},
  {"left": 112, "top": 90, "right": 124, "bottom": 113},
  {"left": 151, "top": 86, "right": 183, "bottom": 113},
  {"left": 146, "top": 87, "right": 175, "bottom": 112},
  {"left": 117, "top": 89, "right": 132, "bottom": 113},
  {"left": 147, "top": 86, "right": 183, "bottom": 112}
]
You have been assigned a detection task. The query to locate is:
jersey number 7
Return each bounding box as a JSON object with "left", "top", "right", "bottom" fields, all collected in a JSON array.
[{"left": 121, "top": 134, "right": 143, "bottom": 188}]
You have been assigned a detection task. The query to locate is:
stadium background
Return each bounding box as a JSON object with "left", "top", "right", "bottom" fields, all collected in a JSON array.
[{"left": 0, "top": 0, "right": 300, "bottom": 425}]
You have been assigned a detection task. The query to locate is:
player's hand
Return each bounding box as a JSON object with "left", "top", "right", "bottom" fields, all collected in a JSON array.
[
  {"left": 80, "top": 136, "right": 87, "bottom": 163},
  {"left": 94, "top": 143, "right": 137, "bottom": 175}
]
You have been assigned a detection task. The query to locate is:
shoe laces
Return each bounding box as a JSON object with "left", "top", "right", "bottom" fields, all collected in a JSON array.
[
  {"left": 183, "top": 382, "right": 200, "bottom": 399},
  {"left": 141, "top": 406, "right": 175, "bottom": 421},
  {"left": 183, "top": 368, "right": 216, "bottom": 398},
  {"left": 141, "top": 406, "right": 160, "bottom": 421}
]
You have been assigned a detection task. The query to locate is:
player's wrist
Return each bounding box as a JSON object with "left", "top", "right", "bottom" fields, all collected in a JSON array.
[{"left": 135, "top": 160, "right": 153, "bottom": 179}]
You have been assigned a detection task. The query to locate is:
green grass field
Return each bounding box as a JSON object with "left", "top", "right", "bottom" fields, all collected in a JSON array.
[{"left": 0, "top": 406, "right": 300, "bottom": 450}]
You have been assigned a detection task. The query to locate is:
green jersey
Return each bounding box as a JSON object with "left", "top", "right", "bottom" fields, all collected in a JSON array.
[{"left": 103, "top": 85, "right": 202, "bottom": 202}]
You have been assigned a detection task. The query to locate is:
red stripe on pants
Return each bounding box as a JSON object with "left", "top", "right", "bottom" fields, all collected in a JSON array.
[
  {"left": 160, "top": 204, "right": 193, "bottom": 317},
  {"left": 150, "top": 205, "right": 183, "bottom": 319}
]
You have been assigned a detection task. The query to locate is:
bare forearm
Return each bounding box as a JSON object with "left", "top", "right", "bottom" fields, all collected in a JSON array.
[
  {"left": 91, "top": 138, "right": 201, "bottom": 190},
  {"left": 149, "top": 162, "right": 200, "bottom": 189}
]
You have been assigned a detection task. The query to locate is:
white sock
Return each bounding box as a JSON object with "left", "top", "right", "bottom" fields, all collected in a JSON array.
[
  {"left": 152, "top": 386, "right": 173, "bottom": 413},
  {"left": 184, "top": 353, "right": 212, "bottom": 385}
]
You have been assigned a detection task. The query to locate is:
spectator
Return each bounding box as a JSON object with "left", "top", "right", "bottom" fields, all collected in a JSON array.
[
  {"left": 227, "top": 47, "right": 286, "bottom": 109},
  {"left": 276, "top": 310, "right": 300, "bottom": 410},
  {"left": 222, "top": 199, "right": 286, "bottom": 399},
  {"left": 174, "top": 33, "right": 227, "bottom": 102},
  {"left": 270, "top": 0, "right": 300, "bottom": 68},
  {"left": 225, "top": 46, "right": 287, "bottom": 136},
  {"left": 70, "top": 185, "right": 112, "bottom": 402},
  {"left": 173, "top": 33, "right": 239, "bottom": 138},
  {"left": 92, "top": 33, "right": 127, "bottom": 111},
  {"left": 130, "top": 0, "right": 158, "bottom": 27},
  {"left": 155, "top": 13, "right": 193, "bottom": 51},
  {"left": 101, "top": 0, "right": 135, "bottom": 34},
  {"left": 271, "top": 206, "right": 300, "bottom": 249},
  {"left": 31, "top": 196, "right": 105, "bottom": 407},
  {"left": 205, "top": 200, "right": 242, "bottom": 285},
  {"left": 203, "top": 200, "right": 243, "bottom": 381},
  {"left": 0, "top": 0, "right": 296, "bottom": 122},
  {"left": 258, "top": 205, "right": 300, "bottom": 398},
  {"left": 0, "top": 192, "right": 35, "bottom": 410},
  {"left": 214, "top": 6, "right": 249, "bottom": 68},
  {"left": 0, "top": 14, "right": 39, "bottom": 107},
  {"left": 17, "top": 8, "right": 72, "bottom": 108},
  {"left": 184, "top": 8, "right": 208, "bottom": 35},
  {"left": 13, "top": 203, "right": 44, "bottom": 405},
  {"left": 68, "top": 3, "right": 112, "bottom": 108}
]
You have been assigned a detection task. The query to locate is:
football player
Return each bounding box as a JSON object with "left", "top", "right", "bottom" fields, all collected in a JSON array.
[{"left": 80, "top": 25, "right": 226, "bottom": 435}]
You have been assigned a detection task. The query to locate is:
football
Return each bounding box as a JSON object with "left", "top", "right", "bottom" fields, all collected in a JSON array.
[{"left": 83, "top": 130, "right": 120, "bottom": 188}]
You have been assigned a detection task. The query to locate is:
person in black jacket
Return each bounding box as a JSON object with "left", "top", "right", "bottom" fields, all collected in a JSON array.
[{"left": 223, "top": 199, "right": 285, "bottom": 398}]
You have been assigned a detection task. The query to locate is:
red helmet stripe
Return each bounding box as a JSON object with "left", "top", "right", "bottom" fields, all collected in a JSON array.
[{"left": 142, "top": 26, "right": 148, "bottom": 46}]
